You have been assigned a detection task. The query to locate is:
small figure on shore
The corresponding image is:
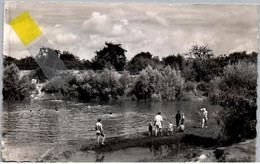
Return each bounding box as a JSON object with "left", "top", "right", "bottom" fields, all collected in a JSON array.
[
  {"left": 148, "top": 122, "right": 153, "bottom": 136},
  {"left": 175, "top": 111, "right": 181, "bottom": 127},
  {"left": 95, "top": 118, "right": 105, "bottom": 145},
  {"left": 109, "top": 112, "right": 113, "bottom": 116},
  {"left": 180, "top": 113, "right": 185, "bottom": 125},
  {"left": 179, "top": 113, "right": 185, "bottom": 132},
  {"left": 154, "top": 112, "right": 163, "bottom": 136},
  {"left": 179, "top": 124, "right": 185, "bottom": 132},
  {"left": 167, "top": 121, "right": 174, "bottom": 135},
  {"left": 201, "top": 108, "right": 208, "bottom": 128}
]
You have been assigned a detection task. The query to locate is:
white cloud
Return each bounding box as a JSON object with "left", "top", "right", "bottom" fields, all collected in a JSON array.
[
  {"left": 230, "top": 39, "right": 256, "bottom": 53},
  {"left": 112, "top": 24, "right": 126, "bottom": 36},
  {"left": 55, "top": 33, "right": 78, "bottom": 45},
  {"left": 82, "top": 12, "right": 112, "bottom": 34},
  {"left": 120, "top": 19, "right": 129, "bottom": 25},
  {"left": 125, "top": 28, "right": 146, "bottom": 43},
  {"left": 145, "top": 11, "right": 169, "bottom": 27}
]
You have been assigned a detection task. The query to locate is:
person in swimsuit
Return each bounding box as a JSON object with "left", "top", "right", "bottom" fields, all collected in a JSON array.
[
  {"left": 201, "top": 108, "right": 208, "bottom": 128},
  {"left": 95, "top": 118, "right": 105, "bottom": 145}
]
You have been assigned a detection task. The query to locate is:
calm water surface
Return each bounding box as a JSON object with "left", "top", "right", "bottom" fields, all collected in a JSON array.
[{"left": 2, "top": 99, "right": 221, "bottom": 161}]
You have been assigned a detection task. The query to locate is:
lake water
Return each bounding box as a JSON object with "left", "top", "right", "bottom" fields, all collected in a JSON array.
[{"left": 2, "top": 99, "right": 222, "bottom": 161}]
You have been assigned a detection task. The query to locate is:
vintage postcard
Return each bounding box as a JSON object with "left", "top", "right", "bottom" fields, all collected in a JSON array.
[{"left": 2, "top": 2, "right": 258, "bottom": 162}]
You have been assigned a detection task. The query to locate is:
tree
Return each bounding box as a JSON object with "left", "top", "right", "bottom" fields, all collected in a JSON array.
[
  {"left": 3, "top": 64, "right": 33, "bottom": 100},
  {"left": 3, "top": 55, "right": 18, "bottom": 67},
  {"left": 215, "top": 61, "right": 257, "bottom": 144},
  {"left": 125, "top": 52, "right": 157, "bottom": 73},
  {"left": 16, "top": 56, "right": 38, "bottom": 70},
  {"left": 91, "top": 42, "right": 127, "bottom": 71},
  {"left": 162, "top": 54, "right": 184, "bottom": 71},
  {"left": 189, "top": 44, "right": 213, "bottom": 60},
  {"left": 60, "top": 51, "right": 83, "bottom": 69}
]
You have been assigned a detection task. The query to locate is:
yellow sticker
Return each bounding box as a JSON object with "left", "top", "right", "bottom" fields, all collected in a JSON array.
[{"left": 9, "top": 11, "right": 42, "bottom": 46}]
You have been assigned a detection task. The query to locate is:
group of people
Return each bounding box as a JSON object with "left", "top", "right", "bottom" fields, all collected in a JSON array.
[
  {"left": 148, "top": 108, "right": 208, "bottom": 137},
  {"left": 94, "top": 108, "right": 208, "bottom": 145}
]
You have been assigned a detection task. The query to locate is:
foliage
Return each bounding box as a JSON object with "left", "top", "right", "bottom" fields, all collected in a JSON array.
[
  {"left": 189, "top": 44, "right": 213, "bottom": 60},
  {"left": 162, "top": 54, "right": 184, "bottom": 71},
  {"left": 184, "top": 81, "right": 196, "bottom": 92},
  {"left": 131, "top": 65, "right": 184, "bottom": 101},
  {"left": 215, "top": 61, "right": 257, "bottom": 143},
  {"left": 51, "top": 69, "right": 126, "bottom": 102},
  {"left": 91, "top": 42, "right": 127, "bottom": 71},
  {"left": 60, "top": 51, "right": 84, "bottom": 69},
  {"left": 125, "top": 52, "right": 162, "bottom": 74},
  {"left": 31, "top": 68, "right": 47, "bottom": 83},
  {"left": 3, "top": 64, "right": 34, "bottom": 100}
]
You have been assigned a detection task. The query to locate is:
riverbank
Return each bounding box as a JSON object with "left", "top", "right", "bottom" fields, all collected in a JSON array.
[
  {"left": 36, "top": 122, "right": 221, "bottom": 162},
  {"left": 78, "top": 125, "right": 255, "bottom": 162},
  {"left": 153, "top": 139, "right": 256, "bottom": 162}
]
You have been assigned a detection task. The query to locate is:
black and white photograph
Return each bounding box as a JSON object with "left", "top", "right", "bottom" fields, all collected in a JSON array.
[{"left": 2, "top": 2, "right": 258, "bottom": 162}]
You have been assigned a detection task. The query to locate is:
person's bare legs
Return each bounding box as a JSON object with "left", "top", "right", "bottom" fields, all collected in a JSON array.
[
  {"left": 159, "top": 128, "right": 163, "bottom": 136},
  {"left": 155, "top": 127, "right": 158, "bottom": 136},
  {"left": 97, "top": 135, "right": 100, "bottom": 145},
  {"left": 202, "top": 118, "right": 205, "bottom": 128},
  {"left": 101, "top": 135, "right": 105, "bottom": 145}
]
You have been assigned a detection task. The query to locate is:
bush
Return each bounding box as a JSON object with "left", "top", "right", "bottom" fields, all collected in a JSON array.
[
  {"left": 151, "top": 93, "right": 162, "bottom": 101},
  {"left": 131, "top": 65, "right": 184, "bottom": 101},
  {"left": 208, "top": 77, "right": 221, "bottom": 104},
  {"left": 184, "top": 81, "right": 196, "bottom": 92},
  {"left": 217, "top": 61, "right": 257, "bottom": 144},
  {"left": 55, "top": 69, "right": 126, "bottom": 102},
  {"left": 3, "top": 64, "right": 34, "bottom": 100},
  {"left": 31, "top": 68, "right": 47, "bottom": 83}
]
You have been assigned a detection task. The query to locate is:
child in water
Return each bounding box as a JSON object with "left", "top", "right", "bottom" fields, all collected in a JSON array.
[
  {"left": 168, "top": 122, "right": 174, "bottom": 135},
  {"left": 148, "top": 122, "right": 153, "bottom": 136}
]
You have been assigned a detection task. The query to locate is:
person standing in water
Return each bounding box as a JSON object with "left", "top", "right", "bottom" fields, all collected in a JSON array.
[
  {"left": 201, "top": 108, "right": 208, "bottom": 128},
  {"left": 95, "top": 118, "right": 105, "bottom": 145},
  {"left": 154, "top": 112, "right": 163, "bottom": 136},
  {"left": 175, "top": 111, "right": 181, "bottom": 127}
]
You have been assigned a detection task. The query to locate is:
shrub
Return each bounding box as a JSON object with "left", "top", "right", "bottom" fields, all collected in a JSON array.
[
  {"left": 3, "top": 64, "right": 33, "bottom": 100},
  {"left": 217, "top": 61, "right": 257, "bottom": 144},
  {"left": 131, "top": 65, "right": 184, "bottom": 101},
  {"left": 31, "top": 68, "right": 47, "bottom": 83},
  {"left": 184, "top": 81, "right": 196, "bottom": 92}
]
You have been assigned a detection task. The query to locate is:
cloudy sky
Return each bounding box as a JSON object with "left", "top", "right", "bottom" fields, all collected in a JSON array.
[{"left": 4, "top": 2, "right": 258, "bottom": 60}]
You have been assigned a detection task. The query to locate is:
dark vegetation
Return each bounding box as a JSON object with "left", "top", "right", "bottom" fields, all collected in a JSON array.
[{"left": 3, "top": 42, "right": 257, "bottom": 144}]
